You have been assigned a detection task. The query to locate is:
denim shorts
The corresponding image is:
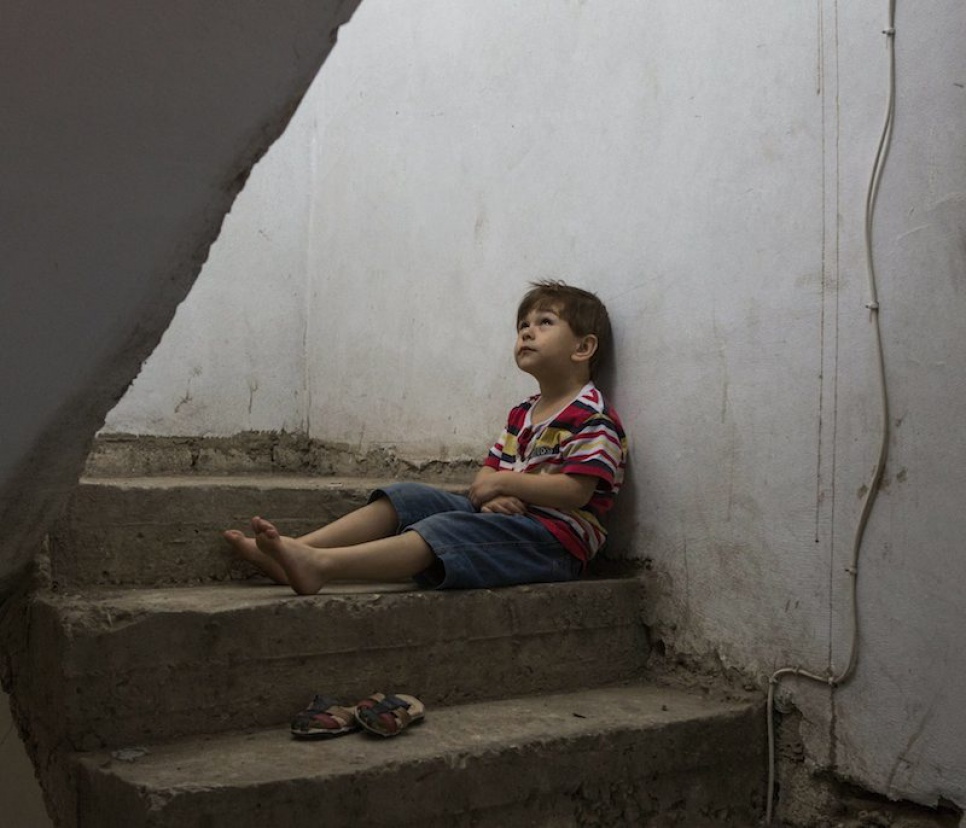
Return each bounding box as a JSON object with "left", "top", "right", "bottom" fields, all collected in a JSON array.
[{"left": 371, "top": 482, "right": 582, "bottom": 590}]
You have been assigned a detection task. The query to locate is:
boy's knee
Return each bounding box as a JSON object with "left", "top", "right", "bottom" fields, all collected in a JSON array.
[
  {"left": 372, "top": 482, "right": 475, "bottom": 527},
  {"left": 376, "top": 481, "right": 436, "bottom": 500}
]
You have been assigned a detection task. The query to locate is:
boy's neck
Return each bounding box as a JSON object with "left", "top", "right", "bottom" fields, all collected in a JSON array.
[{"left": 535, "top": 372, "right": 591, "bottom": 410}]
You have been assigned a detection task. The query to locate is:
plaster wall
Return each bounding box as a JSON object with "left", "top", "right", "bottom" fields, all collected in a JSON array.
[
  {"left": 103, "top": 118, "right": 315, "bottom": 436},
  {"left": 103, "top": 0, "right": 966, "bottom": 815}
]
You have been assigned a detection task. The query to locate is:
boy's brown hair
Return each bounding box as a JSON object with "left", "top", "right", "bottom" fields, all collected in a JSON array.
[{"left": 516, "top": 280, "right": 612, "bottom": 376}]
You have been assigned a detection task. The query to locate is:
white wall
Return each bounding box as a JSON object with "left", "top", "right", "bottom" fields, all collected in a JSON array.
[
  {"left": 105, "top": 0, "right": 966, "bottom": 813},
  {"left": 105, "top": 118, "right": 316, "bottom": 436}
]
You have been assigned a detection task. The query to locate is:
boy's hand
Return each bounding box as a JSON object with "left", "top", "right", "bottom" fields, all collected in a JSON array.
[
  {"left": 480, "top": 496, "right": 527, "bottom": 515},
  {"left": 468, "top": 471, "right": 507, "bottom": 509}
]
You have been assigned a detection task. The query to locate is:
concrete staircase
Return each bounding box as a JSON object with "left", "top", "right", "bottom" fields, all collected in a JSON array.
[{"left": 5, "top": 470, "right": 767, "bottom": 827}]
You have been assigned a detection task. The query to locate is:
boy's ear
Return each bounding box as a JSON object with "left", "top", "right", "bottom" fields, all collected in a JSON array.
[{"left": 572, "top": 334, "right": 599, "bottom": 364}]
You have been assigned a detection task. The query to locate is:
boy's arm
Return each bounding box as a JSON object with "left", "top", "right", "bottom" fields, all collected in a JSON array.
[
  {"left": 469, "top": 469, "right": 597, "bottom": 512},
  {"left": 469, "top": 467, "right": 525, "bottom": 515}
]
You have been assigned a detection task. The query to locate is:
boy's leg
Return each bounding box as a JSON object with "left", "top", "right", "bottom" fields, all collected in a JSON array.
[
  {"left": 294, "top": 497, "right": 398, "bottom": 547},
  {"left": 252, "top": 516, "right": 435, "bottom": 595},
  {"left": 291, "top": 483, "right": 471, "bottom": 549},
  {"left": 406, "top": 511, "right": 582, "bottom": 590},
  {"left": 224, "top": 482, "right": 469, "bottom": 585}
]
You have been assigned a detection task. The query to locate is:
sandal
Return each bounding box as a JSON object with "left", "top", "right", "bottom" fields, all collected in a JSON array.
[
  {"left": 354, "top": 693, "right": 426, "bottom": 737},
  {"left": 290, "top": 695, "right": 360, "bottom": 739}
]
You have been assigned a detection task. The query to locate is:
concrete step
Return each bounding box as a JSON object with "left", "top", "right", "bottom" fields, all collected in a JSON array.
[
  {"left": 48, "top": 475, "right": 466, "bottom": 587},
  {"left": 22, "top": 579, "right": 648, "bottom": 751},
  {"left": 73, "top": 683, "right": 766, "bottom": 828}
]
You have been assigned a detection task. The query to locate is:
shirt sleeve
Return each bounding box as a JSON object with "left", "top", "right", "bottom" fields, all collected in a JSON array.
[
  {"left": 484, "top": 432, "right": 509, "bottom": 469},
  {"left": 484, "top": 401, "right": 530, "bottom": 470},
  {"left": 557, "top": 413, "right": 626, "bottom": 490}
]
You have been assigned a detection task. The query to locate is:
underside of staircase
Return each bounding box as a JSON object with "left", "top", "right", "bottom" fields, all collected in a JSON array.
[{"left": 1, "top": 447, "right": 767, "bottom": 827}]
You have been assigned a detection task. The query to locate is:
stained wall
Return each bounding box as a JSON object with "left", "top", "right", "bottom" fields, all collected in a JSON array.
[{"left": 96, "top": 0, "right": 966, "bottom": 814}]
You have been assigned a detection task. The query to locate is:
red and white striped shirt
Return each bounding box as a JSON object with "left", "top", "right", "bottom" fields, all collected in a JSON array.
[{"left": 484, "top": 382, "right": 627, "bottom": 562}]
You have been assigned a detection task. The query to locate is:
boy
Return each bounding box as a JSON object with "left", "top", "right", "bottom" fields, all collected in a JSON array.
[{"left": 224, "top": 281, "right": 626, "bottom": 593}]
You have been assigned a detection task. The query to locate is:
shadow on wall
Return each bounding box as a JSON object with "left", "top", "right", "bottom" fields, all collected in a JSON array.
[
  {"left": 592, "top": 335, "right": 645, "bottom": 571},
  {"left": 0, "top": 0, "right": 362, "bottom": 600}
]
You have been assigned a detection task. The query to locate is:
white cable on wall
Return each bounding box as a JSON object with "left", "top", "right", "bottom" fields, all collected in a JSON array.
[{"left": 765, "top": 1, "right": 897, "bottom": 822}]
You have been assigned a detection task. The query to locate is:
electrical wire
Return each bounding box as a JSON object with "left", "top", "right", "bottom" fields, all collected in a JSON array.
[{"left": 764, "top": 1, "right": 896, "bottom": 823}]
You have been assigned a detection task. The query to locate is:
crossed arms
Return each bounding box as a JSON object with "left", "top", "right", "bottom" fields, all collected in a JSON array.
[{"left": 468, "top": 466, "right": 597, "bottom": 516}]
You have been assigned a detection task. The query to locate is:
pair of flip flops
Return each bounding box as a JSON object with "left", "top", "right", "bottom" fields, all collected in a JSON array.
[{"left": 291, "top": 692, "right": 425, "bottom": 739}]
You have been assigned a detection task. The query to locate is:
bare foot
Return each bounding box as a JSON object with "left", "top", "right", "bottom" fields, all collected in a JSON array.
[
  {"left": 223, "top": 527, "right": 289, "bottom": 585},
  {"left": 223, "top": 528, "right": 259, "bottom": 559},
  {"left": 253, "top": 516, "right": 332, "bottom": 595}
]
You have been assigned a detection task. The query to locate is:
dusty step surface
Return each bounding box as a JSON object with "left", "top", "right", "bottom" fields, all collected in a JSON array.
[
  {"left": 20, "top": 579, "right": 649, "bottom": 750},
  {"left": 49, "top": 475, "right": 468, "bottom": 587},
  {"left": 74, "top": 683, "right": 766, "bottom": 828}
]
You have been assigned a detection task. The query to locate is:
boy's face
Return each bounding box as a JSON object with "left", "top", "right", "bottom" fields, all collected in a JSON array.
[{"left": 515, "top": 304, "right": 594, "bottom": 382}]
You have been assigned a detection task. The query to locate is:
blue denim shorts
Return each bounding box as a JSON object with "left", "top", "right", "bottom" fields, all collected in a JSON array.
[{"left": 371, "top": 482, "right": 582, "bottom": 590}]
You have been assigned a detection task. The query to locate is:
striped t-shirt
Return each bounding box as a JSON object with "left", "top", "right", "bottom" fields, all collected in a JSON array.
[{"left": 484, "top": 382, "right": 627, "bottom": 562}]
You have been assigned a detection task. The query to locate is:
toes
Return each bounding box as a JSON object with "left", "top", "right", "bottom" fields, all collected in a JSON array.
[
  {"left": 224, "top": 529, "right": 250, "bottom": 546},
  {"left": 252, "top": 517, "right": 280, "bottom": 539}
]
